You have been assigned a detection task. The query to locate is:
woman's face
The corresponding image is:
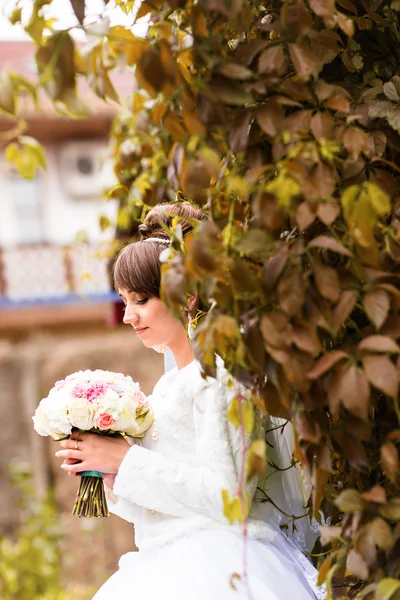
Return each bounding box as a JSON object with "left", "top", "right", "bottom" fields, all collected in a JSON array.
[{"left": 118, "top": 288, "right": 186, "bottom": 350}]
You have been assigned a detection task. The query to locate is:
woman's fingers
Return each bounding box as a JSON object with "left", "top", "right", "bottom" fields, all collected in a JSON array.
[
  {"left": 59, "top": 438, "right": 83, "bottom": 449},
  {"left": 56, "top": 449, "right": 82, "bottom": 461}
]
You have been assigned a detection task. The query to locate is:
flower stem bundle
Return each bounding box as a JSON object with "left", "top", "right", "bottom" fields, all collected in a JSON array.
[{"left": 33, "top": 369, "right": 154, "bottom": 518}]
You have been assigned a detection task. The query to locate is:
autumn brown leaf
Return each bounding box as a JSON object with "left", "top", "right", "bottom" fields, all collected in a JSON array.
[
  {"left": 381, "top": 441, "right": 400, "bottom": 483},
  {"left": 311, "top": 258, "right": 341, "bottom": 303},
  {"left": 363, "top": 289, "right": 390, "bottom": 330},
  {"left": 332, "top": 290, "right": 358, "bottom": 334},
  {"left": 308, "top": 351, "right": 348, "bottom": 379},
  {"left": 277, "top": 266, "right": 305, "bottom": 316},
  {"left": 363, "top": 354, "right": 399, "bottom": 399},
  {"left": 289, "top": 43, "right": 321, "bottom": 81},
  {"left": 358, "top": 335, "right": 400, "bottom": 354},
  {"left": 361, "top": 485, "right": 387, "bottom": 504},
  {"left": 317, "top": 202, "right": 341, "bottom": 225},
  {"left": 308, "top": 235, "right": 353, "bottom": 257}
]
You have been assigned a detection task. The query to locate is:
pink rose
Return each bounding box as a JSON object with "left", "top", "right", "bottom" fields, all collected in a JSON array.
[
  {"left": 86, "top": 382, "right": 109, "bottom": 403},
  {"left": 72, "top": 383, "right": 88, "bottom": 399},
  {"left": 132, "top": 390, "right": 147, "bottom": 407},
  {"left": 93, "top": 411, "right": 116, "bottom": 431}
]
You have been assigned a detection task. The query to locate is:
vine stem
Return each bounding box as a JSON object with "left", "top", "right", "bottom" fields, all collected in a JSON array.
[{"left": 236, "top": 385, "right": 254, "bottom": 600}]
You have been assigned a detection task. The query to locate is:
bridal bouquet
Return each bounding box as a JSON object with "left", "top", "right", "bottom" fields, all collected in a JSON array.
[{"left": 33, "top": 369, "right": 153, "bottom": 518}]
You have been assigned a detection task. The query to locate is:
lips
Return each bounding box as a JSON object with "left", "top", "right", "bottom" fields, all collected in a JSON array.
[{"left": 135, "top": 327, "right": 149, "bottom": 336}]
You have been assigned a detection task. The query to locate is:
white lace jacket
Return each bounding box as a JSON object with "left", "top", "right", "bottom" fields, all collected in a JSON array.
[{"left": 107, "top": 359, "right": 275, "bottom": 551}]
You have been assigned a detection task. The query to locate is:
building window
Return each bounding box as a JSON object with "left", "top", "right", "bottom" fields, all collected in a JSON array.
[{"left": 10, "top": 174, "right": 44, "bottom": 245}]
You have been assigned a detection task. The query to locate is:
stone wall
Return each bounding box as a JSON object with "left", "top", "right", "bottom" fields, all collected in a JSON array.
[{"left": 0, "top": 327, "right": 164, "bottom": 588}]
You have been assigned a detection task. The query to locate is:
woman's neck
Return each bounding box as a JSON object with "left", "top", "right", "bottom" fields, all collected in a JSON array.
[{"left": 168, "top": 335, "right": 194, "bottom": 370}]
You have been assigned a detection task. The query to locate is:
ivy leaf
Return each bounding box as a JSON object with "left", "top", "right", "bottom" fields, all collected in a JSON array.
[
  {"left": 377, "top": 578, "right": 400, "bottom": 600},
  {"left": 332, "top": 290, "right": 358, "bottom": 335},
  {"left": 308, "top": 235, "right": 353, "bottom": 257},
  {"left": 335, "top": 489, "right": 364, "bottom": 512},
  {"left": 363, "top": 354, "right": 398, "bottom": 399},
  {"left": 383, "top": 78, "right": 400, "bottom": 102},
  {"left": 218, "top": 62, "right": 254, "bottom": 80},
  {"left": 360, "top": 485, "right": 387, "bottom": 504},
  {"left": 307, "top": 351, "right": 348, "bottom": 379},
  {"left": 358, "top": 336, "right": 400, "bottom": 354},
  {"left": 363, "top": 289, "right": 390, "bottom": 329},
  {"left": 289, "top": 43, "right": 321, "bottom": 80},
  {"left": 0, "top": 72, "right": 15, "bottom": 116},
  {"left": 222, "top": 489, "right": 249, "bottom": 524},
  {"left": 339, "top": 364, "right": 370, "bottom": 420},
  {"left": 258, "top": 45, "right": 289, "bottom": 76},
  {"left": 346, "top": 549, "right": 369, "bottom": 580},
  {"left": 246, "top": 439, "right": 266, "bottom": 480},
  {"left": 311, "top": 258, "right": 341, "bottom": 303},
  {"left": 277, "top": 266, "right": 305, "bottom": 316},
  {"left": 381, "top": 441, "right": 399, "bottom": 483},
  {"left": 5, "top": 137, "right": 46, "bottom": 179}
]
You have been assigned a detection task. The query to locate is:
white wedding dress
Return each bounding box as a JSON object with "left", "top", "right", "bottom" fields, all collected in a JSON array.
[{"left": 93, "top": 358, "right": 325, "bottom": 600}]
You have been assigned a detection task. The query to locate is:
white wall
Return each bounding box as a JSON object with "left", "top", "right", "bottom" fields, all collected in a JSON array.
[{"left": 0, "top": 139, "right": 119, "bottom": 248}]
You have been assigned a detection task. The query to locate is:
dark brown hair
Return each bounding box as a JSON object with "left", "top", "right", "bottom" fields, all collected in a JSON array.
[{"left": 113, "top": 202, "right": 206, "bottom": 297}]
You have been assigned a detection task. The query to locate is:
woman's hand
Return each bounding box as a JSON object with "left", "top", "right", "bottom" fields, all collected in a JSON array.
[{"left": 55, "top": 433, "right": 130, "bottom": 477}]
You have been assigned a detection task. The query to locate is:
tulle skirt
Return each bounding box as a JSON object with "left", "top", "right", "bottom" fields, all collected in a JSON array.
[{"left": 92, "top": 528, "right": 325, "bottom": 600}]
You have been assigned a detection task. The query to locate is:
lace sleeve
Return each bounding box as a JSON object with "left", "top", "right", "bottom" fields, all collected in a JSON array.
[{"left": 112, "top": 367, "right": 255, "bottom": 522}]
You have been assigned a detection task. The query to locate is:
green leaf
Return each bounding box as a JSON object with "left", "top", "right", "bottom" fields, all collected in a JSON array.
[
  {"left": 5, "top": 137, "right": 47, "bottom": 179},
  {"left": 0, "top": 72, "right": 16, "bottom": 116},
  {"left": 99, "top": 215, "right": 112, "bottom": 231},
  {"left": 9, "top": 8, "right": 22, "bottom": 25},
  {"left": 377, "top": 579, "right": 400, "bottom": 600},
  {"left": 10, "top": 73, "right": 38, "bottom": 108}
]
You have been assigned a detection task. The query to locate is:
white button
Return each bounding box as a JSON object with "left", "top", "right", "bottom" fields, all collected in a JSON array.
[
  {"left": 160, "top": 390, "right": 167, "bottom": 398},
  {"left": 151, "top": 431, "right": 159, "bottom": 441}
]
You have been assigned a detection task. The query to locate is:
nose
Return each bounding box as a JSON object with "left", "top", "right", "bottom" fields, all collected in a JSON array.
[{"left": 123, "top": 303, "right": 139, "bottom": 326}]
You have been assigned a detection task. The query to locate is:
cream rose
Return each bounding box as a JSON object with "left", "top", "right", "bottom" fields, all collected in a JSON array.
[{"left": 68, "top": 397, "right": 95, "bottom": 430}]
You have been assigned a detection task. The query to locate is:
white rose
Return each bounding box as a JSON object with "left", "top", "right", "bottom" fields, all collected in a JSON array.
[
  {"left": 112, "top": 399, "right": 137, "bottom": 433},
  {"left": 33, "top": 401, "right": 51, "bottom": 436},
  {"left": 124, "top": 409, "right": 154, "bottom": 438},
  {"left": 33, "top": 395, "right": 71, "bottom": 440},
  {"left": 68, "top": 397, "right": 95, "bottom": 431},
  {"left": 97, "top": 388, "right": 123, "bottom": 418},
  {"left": 41, "top": 393, "right": 72, "bottom": 439}
]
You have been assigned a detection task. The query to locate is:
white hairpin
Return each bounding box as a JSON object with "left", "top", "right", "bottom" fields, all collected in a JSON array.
[{"left": 144, "top": 237, "right": 171, "bottom": 244}]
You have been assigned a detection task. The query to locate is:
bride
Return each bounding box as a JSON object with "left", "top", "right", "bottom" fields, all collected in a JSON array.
[{"left": 56, "top": 202, "right": 325, "bottom": 599}]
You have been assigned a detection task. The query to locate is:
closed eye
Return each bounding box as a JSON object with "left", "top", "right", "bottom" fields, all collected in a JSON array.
[{"left": 135, "top": 298, "right": 148, "bottom": 306}]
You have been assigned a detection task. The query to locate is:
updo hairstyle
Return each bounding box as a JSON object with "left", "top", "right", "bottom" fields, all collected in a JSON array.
[{"left": 113, "top": 202, "right": 205, "bottom": 298}]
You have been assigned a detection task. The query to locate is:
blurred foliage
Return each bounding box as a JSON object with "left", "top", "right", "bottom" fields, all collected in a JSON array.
[
  {"left": 5, "top": 0, "right": 400, "bottom": 597},
  {"left": 0, "top": 460, "right": 94, "bottom": 600}
]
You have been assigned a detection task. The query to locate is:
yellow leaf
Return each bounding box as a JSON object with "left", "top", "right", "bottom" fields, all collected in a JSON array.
[
  {"left": 377, "top": 578, "right": 400, "bottom": 600},
  {"left": 125, "top": 37, "right": 149, "bottom": 66},
  {"left": 182, "top": 108, "right": 206, "bottom": 136},
  {"left": 164, "top": 113, "right": 187, "bottom": 142},
  {"left": 317, "top": 556, "right": 332, "bottom": 587},
  {"left": 227, "top": 396, "right": 241, "bottom": 429},
  {"left": 222, "top": 489, "right": 249, "bottom": 524},
  {"left": 152, "top": 102, "right": 167, "bottom": 125},
  {"left": 265, "top": 170, "right": 301, "bottom": 208},
  {"left": 246, "top": 439, "right": 266, "bottom": 479},
  {"left": 242, "top": 400, "right": 255, "bottom": 435}
]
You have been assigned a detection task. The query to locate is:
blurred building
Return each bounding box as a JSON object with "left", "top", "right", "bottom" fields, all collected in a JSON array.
[{"left": 0, "top": 40, "right": 133, "bottom": 328}]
